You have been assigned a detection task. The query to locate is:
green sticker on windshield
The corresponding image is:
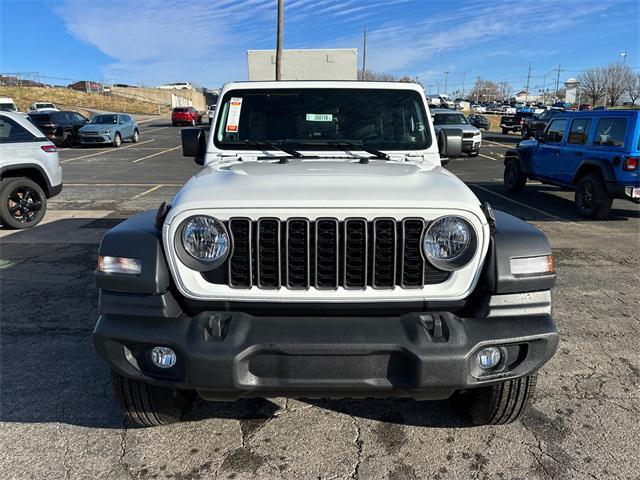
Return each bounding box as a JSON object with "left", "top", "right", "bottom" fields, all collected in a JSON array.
[{"left": 306, "top": 113, "right": 333, "bottom": 122}]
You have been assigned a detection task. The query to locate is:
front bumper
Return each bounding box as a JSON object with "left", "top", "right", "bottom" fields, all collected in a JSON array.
[
  {"left": 462, "top": 139, "right": 481, "bottom": 153},
  {"left": 80, "top": 134, "right": 111, "bottom": 144},
  {"left": 94, "top": 307, "right": 558, "bottom": 401}
]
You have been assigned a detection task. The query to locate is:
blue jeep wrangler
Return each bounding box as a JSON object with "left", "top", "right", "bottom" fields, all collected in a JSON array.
[{"left": 503, "top": 110, "right": 640, "bottom": 219}]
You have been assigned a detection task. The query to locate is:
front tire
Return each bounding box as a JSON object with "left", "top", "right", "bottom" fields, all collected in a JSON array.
[
  {"left": 0, "top": 177, "right": 47, "bottom": 229},
  {"left": 191, "top": 118, "right": 196, "bottom": 127},
  {"left": 453, "top": 373, "right": 538, "bottom": 425},
  {"left": 111, "top": 371, "right": 195, "bottom": 427},
  {"left": 575, "top": 174, "right": 612, "bottom": 220},
  {"left": 112, "top": 132, "right": 122, "bottom": 147},
  {"left": 132, "top": 129, "right": 139, "bottom": 143},
  {"left": 504, "top": 158, "right": 527, "bottom": 193}
]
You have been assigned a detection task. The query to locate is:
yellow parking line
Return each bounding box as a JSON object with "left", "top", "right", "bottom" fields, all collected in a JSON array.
[
  {"left": 60, "top": 139, "right": 155, "bottom": 163},
  {"left": 132, "top": 184, "right": 164, "bottom": 199},
  {"left": 131, "top": 145, "right": 181, "bottom": 163}
]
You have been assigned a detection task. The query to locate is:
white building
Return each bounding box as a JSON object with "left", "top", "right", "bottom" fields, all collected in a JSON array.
[{"left": 247, "top": 49, "right": 358, "bottom": 81}]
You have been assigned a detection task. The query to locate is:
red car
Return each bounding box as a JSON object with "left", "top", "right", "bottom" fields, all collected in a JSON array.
[{"left": 171, "top": 107, "right": 202, "bottom": 126}]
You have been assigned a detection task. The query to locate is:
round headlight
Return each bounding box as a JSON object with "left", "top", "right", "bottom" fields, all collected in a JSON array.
[
  {"left": 177, "top": 216, "right": 230, "bottom": 270},
  {"left": 423, "top": 216, "right": 476, "bottom": 271}
]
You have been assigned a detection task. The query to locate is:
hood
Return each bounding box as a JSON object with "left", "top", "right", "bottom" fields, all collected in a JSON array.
[
  {"left": 170, "top": 158, "right": 482, "bottom": 213},
  {"left": 434, "top": 124, "right": 480, "bottom": 134},
  {"left": 80, "top": 124, "right": 115, "bottom": 132}
]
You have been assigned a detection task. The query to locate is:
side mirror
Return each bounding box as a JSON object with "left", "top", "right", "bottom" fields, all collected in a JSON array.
[
  {"left": 534, "top": 130, "right": 546, "bottom": 142},
  {"left": 437, "top": 128, "right": 463, "bottom": 164},
  {"left": 181, "top": 128, "right": 206, "bottom": 165}
]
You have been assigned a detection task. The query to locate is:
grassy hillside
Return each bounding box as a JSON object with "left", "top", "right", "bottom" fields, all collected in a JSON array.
[{"left": 0, "top": 86, "right": 170, "bottom": 116}]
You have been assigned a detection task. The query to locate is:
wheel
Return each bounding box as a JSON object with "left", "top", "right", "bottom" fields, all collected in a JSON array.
[
  {"left": 452, "top": 373, "right": 538, "bottom": 425},
  {"left": 111, "top": 371, "right": 195, "bottom": 427},
  {"left": 575, "top": 174, "right": 612, "bottom": 220},
  {"left": 63, "top": 131, "right": 74, "bottom": 147},
  {"left": 132, "top": 129, "right": 139, "bottom": 143},
  {"left": 191, "top": 118, "right": 196, "bottom": 127},
  {"left": 0, "top": 177, "right": 47, "bottom": 229},
  {"left": 504, "top": 158, "right": 527, "bottom": 193},
  {"left": 501, "top": 128, "right": 509, "bottom": 135},
  {"left": 112, "top": 132, "right": 122, "bottom": 147},
  {"left": 172, "top": 122, "right": 177, "bottom": 127}
]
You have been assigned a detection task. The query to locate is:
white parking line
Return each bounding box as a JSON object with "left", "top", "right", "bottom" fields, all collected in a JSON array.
[
  {"left": 478, "top": 153, "right": 498, "bottom": 161},
  {"left": 484, "top": 140, "right": 513, "bottom": 148},
  {"left": 136, "top": 117, "right": 165, "bottom": 124},
  {"left": 65, "top": 183, "right": 182, "bottom": 187},
  {"left": 132, "top": 184, "right": 164, "bottom": 198},
  {"left": 143, "top": 126, "right": 169, "bottom": 134},
  {"left": 472, "top": 184, "right": 577, "bottom": 223},
  {"left": 131, "top": 145, "right": 181, "bottom": 163},
  {"left": 60, "top": 139, "right": 156, "bottom": 163}
]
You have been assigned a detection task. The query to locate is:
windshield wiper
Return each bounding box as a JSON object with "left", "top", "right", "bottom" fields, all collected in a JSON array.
[
  {"left": 243, "top": 139, "right": 302, "bottom": 161},
  {"left": 328, "top": 141, "right": 390, "bottom": 162}
]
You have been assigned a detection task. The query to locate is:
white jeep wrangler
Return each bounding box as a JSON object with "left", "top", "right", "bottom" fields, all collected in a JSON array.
[{"left": 94, "top": 81, "right": 558, "bottom": 427}]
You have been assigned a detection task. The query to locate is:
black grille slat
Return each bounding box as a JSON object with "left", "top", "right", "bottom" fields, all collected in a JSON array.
[
  {"left": 372, "top": 219, "right": 397, "bottom": 288},
  {"left": 257, "top": 219, "right": 281, "bottom": 289},
  {"left": 343, "top": 219, "right": 368, "bottom": 289},
  {"left": 286, "top": 219, "right": 310, "bottom": 289},
  {"left": 228, "top": 218, "right": 252, "bottom": 288},
  {"left": 315, "top": 218, "right": 339, "bottom": 289},
  {"left": 401, "top": 218, "right": 426, "bottom": 288}
]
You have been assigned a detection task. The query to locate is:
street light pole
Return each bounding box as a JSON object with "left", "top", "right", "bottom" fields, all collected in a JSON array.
[
  {"left": 275, "top": 0, "right": 284, "bottom": 81},
  {"left": 443, "top": 71, "right": 449, "bottom": 96}
]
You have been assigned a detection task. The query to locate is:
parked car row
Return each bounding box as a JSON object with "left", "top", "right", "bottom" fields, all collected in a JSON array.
[
  {"left": 431, "top": 109, "right": 482, "bottom": 157},
  {"left": 28, "top": 110, "right": 139, "bottom": 147}
]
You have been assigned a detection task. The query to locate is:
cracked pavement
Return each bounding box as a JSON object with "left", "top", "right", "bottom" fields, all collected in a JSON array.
[{"left": 1, "top": 129, "right": 639, "bottom": 479}]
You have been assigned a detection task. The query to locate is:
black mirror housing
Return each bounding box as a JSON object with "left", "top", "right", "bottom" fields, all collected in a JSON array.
[
  {"left": 181, "top": 128, "right": 207, "bottom": 165},
  {"left": 437, "top": 128, "right": 463, "bottom": 162}
]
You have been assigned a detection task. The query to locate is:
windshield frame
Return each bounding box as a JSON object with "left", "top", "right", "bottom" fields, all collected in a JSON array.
[
  {"left": 90, "top": 114, "right": 118, "bottom": 125},
  {"left": 212, "top": 87, "right": 431, "bottom": 152},
  {"left": 432, "top": 112, "right": 469, "bottom": 126}
]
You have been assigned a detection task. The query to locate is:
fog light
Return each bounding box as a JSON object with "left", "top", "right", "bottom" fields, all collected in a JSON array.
[
  {"left": 150, "top": 346, "right": 177, "bottom": 368},
  {"left": 477, "top": 346, "right": 502, "bottom": 370}
]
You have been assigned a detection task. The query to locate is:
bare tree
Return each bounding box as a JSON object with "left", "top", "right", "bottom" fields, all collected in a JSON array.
[
  {"left": 470, "top": 78, "right": 501, "bottom": 103},
  {"left": 358, "top": 70, "right": 416, "bottom": 82},
  {"left": 626, "top": 72, "right": 640, "bottom": 105},
  {"left": 603, "top": 63, "right": 632, "bottom": 106},
  {"left": 579, "top": 67, "right": 607, "bottom": 106}
]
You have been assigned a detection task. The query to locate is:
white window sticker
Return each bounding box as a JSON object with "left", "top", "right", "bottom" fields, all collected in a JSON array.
[
  {"left": 225, "top": 97, "right": 243, "bottom": 133},
  {"left": 306, "top": 113, "right": 333, "bottom": 122}
]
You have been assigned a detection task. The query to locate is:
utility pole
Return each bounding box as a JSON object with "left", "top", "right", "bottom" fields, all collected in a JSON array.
[
  {"left": 461, "top": 71, "right": 467, "bottom": 100},
  {"left": 275, "top": 0, "right": 284, "bottom": 81},
  {"left": 553, "top": 64, "right": 565, "bottom": 101},
  {"left": 525, "top": 62, "right": 532, "bottom": 103},
  {"left": 443, "top": 71, "right": 449, "bottom": 96},
  {"left": 361, "top": 26, "right": 367, "bottom": 80}
]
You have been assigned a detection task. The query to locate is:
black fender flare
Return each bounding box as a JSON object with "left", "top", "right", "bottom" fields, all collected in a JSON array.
[
  {"left": 572, "top": 158, "right": 616, "bottom": 185},
  {"left": 0, "top": 163, "right": 55, "bottom": 197},
  {"left": 503, "top": 149, "right": 529, "bottom": 174}
]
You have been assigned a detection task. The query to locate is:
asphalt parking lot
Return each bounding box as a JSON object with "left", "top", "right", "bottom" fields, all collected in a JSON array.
[{"left": 1, "top": 119, "right": 639, "bottom": 480}]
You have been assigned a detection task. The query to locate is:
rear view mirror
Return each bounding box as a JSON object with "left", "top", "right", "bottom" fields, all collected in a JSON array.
[
  {"left": 437, "top": 128, "right": 463, "bottom": 164},
  {"left": 181, "top": 128, "right": 207, "bottom": 165}
]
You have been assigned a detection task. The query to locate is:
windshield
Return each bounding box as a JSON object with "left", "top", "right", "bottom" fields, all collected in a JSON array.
[
  {"left": 0, "top": 103, "right": 17, "bottom": 112},
  {"left": 36, "top": 103, "right": 55, "bottom": 109},
  {"left": 433, "top": 113, "right": 468, "bottom": 125},
  {"left": 90, "top": 114, "right": 117, "bottom": 124},
  {"left": 214, "top": 88, "right": 430, "bottom": 151}
]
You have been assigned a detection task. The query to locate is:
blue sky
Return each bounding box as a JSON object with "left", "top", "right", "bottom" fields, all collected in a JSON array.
[{"left": 1, "top": 0, "right": 638, "bottom": 94}]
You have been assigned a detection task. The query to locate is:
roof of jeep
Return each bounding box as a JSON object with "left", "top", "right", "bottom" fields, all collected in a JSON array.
[{"left": 220, "top": 80, "right": 425, "bottom": 92}]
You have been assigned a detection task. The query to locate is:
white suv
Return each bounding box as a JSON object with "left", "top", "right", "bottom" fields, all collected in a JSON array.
[{"left": 0, "top": 111, "right": 63, "bottom": 228}]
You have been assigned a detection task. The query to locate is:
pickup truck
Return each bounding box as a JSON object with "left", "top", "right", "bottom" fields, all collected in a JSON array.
[
  {"left": 521, "top": 108, "right": 564, "bottom": 139},
  {"left": 499, "top": 111, "right": 533, "bottom": 135}
]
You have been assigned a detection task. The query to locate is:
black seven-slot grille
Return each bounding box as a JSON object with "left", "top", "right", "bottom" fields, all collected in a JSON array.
[
  {"left": 463, "top": 132, "right": 475, "bottom": 139},
  {"left": 203, "top": 217, "right": 451, "bottom": 289}
]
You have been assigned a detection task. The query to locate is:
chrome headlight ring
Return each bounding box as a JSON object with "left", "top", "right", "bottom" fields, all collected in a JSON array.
[
  {"left": 174, "top": 215, "right": 232, "bottom": 271},
  {"left": 422, "top": 215, "right": 477, "bottom": 271}
]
